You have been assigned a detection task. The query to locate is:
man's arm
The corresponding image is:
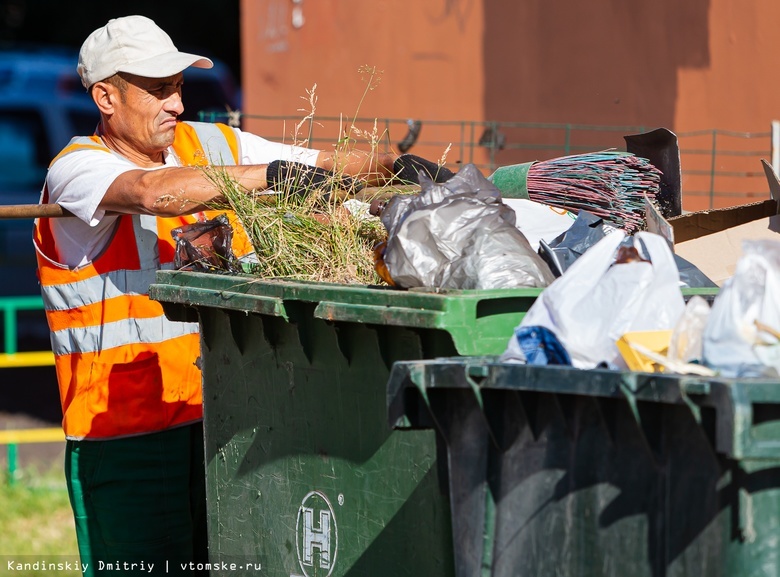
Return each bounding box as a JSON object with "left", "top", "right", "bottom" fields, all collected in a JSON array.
[
  {"left": 314, "top": 150, "right": 397, "bottom": 186},
  {"left": 100, "top": 164, "right": 272, "bottom": 217},
  {"left": 100, "top": 148, "right": 405, "bottom": 218}
]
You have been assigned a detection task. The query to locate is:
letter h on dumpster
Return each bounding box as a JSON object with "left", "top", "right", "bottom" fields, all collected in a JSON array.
[
  {"left": 302, "top": 506, "right": 331, "bottom": 570},
  {"left": 295, "top": 489, "right": 339, "bottom": 575}
]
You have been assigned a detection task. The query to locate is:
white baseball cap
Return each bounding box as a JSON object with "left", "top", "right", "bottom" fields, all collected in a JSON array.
[{"left": 77, "top": 15, "right": 213, "bottom": 88}]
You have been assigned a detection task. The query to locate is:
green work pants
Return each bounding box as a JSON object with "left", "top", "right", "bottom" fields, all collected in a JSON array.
[{"left": 65, "top": 422, "right": 208, "bottom": 577}]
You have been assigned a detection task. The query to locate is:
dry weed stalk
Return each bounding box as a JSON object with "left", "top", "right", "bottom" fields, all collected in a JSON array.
[{"left": 203, "top": 69, "right": 397, "bottom": 284}]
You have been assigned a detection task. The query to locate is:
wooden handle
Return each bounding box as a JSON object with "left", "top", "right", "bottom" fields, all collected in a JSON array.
[
  {"left": 0, "top": 204, "right": 74, "bottom": 219},
  {"left": 756, "top": 320, "right": 780, "bottom": 340},
  {"left": 350, "top": 184, "right": 420, "bottom": 203},
  {"left": 0, "top": 185, "right": 422, "bottom": 220}
]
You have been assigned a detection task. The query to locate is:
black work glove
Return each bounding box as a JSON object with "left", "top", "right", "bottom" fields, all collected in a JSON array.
[
  {"left": 393, "top": 153, "right": 455, "bottom": 184},
  {"left": 266, "top": 160, "right": 364, "bottom": 196}
]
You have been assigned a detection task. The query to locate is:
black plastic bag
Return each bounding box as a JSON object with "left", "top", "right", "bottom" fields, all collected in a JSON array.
[{"left": 538, "top": 210, "right": 609, "bottom": 277}]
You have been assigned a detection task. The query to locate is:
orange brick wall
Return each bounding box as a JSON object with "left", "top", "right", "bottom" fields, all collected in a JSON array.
[{"left": 241, "top": 0, "right": 780, "bottom": 211}]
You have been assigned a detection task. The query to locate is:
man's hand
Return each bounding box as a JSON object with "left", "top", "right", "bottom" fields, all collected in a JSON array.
[
  {"left": 392, "top": 154, "right": 455, "bottom": 184},
  {"left": 266, "top": 160, "right": 364, "bottom": 197}
]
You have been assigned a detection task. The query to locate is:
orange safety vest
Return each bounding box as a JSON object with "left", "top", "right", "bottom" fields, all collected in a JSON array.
[{"left": 34, "top": 121, "right": 252, "bottom": 440}]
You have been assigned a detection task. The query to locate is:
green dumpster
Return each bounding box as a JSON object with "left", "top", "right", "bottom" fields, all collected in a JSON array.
[
  {"left": 149, "top": 270, "right": 545, "bottom": 576},
  {"left": 387, "top": 357, "right": 780, "bottom": 577}
]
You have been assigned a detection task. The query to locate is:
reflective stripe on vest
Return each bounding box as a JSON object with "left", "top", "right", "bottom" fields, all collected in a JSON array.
[
  {"left": 41, "top": 259, "right": 175, "bottom": 312},
  {"left": 34, "top": 121, "right": 245, "bottom": 440},
  {"left": 51, "top": 315, "right": 198, "bottom": 356},
  {"left": 180, "top": 121, "right": 238, "bottom": 165}
]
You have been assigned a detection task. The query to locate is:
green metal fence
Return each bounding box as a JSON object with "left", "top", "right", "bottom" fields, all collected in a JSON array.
[
  {"left": 0, "top": 296, "right": 60, "bottom": 486},
  {"left": 201, "top": 111, "right": 774, "bottom": 212}
]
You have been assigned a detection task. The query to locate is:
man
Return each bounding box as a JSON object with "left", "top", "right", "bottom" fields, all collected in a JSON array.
[{"left": 33, "top": 14, "right": 452, "bottom": 576}]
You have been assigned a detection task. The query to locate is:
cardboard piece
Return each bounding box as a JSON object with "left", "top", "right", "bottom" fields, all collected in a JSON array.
[
  {"left": 649, "top": 158, "right": 780, "bottom": 286},
  {"left": 667, "top": 199, "right": 779, "bottom": 244},
  {"left": 646, "top": 157, "right": 780, "bottom": 245},
  {"left": 762, "top": 159, "right": 780, "bottom": 202},
  {"left": 674, "top": 214, "right": 780, "bottom": 286},
  {"left": 644, "top": 194, "right": 674, "bottom": 246}
]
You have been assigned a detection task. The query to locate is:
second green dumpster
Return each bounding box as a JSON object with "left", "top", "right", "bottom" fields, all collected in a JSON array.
[{"left": 388, "top": 356, "right": 780, "bottom": 577}]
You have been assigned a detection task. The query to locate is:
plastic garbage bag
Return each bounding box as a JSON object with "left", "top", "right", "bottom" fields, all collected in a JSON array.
[
  {"left": 674, "top": 254, "right": 718, "bottom": 289},
  {"left": 379, "top": 163, "right": 555, "bottom": 289},
  {"left": 702, "top": 239, "right": 780, "bottom": 377},
  {"left": 509, "top": 230, "right": 686, "bottom": 369},
  {"left": 668, "top": 295, "right": 711, "bottom": 364},
  {"left": 502, "top": 198, "right": 577, "bottom": 252},
  {"left": 538, "top": 210, "right": 716, "bottom": 288},
  {"left": 171, "top": 213, "right": 240, "bottom": 272},
  {"left": 538, "top": 210, "right": 616, "bottom": 277}
]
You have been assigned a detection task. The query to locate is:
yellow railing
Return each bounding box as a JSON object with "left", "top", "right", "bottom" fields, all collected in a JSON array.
[
  {"left": 0, "top": 296, "right": 60, "bottom": 485},
  {"left": 0, "top": 427, "right": 65, "bottom": 487},
  {"left": 0, "top": 350, "right": 55, "bottom": 368},
  {"left": 0, "top": 428, "right": 63, "bottom": 445}
]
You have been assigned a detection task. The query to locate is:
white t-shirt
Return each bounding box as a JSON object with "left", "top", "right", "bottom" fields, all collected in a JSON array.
[{"left": 44, "top": 126, "right": 320, "bottom": 267}]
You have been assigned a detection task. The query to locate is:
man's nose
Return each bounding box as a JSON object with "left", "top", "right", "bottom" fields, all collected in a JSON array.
[{"left": 165, "top": 91, "right": 185, "bottom": 115}]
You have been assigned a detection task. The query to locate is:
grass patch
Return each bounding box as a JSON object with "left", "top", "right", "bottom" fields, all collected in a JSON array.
[{"left": 0, "top": 463, "right": 80, "bottom": 576}]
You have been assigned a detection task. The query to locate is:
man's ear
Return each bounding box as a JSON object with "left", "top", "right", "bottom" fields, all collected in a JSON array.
[{"left": 90, "top": 82, "right": 116, "bottom": 114}]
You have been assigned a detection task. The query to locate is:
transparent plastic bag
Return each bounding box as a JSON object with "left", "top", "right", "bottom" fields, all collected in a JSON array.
[
  {"left": 702, "top": 239, "right": 780, "bottom": 377},
  {"left": 171, "top": 213, "right": 240, "bottom": 273},
  {"left": 379, "top": 164, "right": 555, "bottom": 289},
  {"left": 667, "top": 295, "right": 711, "bottom": 364}
]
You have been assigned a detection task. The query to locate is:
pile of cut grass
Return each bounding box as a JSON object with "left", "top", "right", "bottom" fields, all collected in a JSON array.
[{"left": 206, "top": 166, "right": 402, "bottom": 285}]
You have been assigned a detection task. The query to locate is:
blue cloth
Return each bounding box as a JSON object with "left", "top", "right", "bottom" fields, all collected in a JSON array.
[{"left": 514, "top": 325, "right": 572, "bottom": 366}]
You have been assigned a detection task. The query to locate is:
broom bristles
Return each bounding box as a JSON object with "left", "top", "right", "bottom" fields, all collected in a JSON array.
[{"left": 526, "top": 150, "right": 662, "bottom": 233}]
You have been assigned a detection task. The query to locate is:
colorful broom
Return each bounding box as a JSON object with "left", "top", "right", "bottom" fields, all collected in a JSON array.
[
  {"left": 489, "top": 150, "right": 663, "bottom": 234},
  {"left": 394, "top": 150, "right": 664, "bottom": 234}
]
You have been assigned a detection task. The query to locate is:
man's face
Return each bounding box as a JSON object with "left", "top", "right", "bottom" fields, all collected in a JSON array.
[{"left": 113, "top": 72, "right": 185, "bottom": 153}]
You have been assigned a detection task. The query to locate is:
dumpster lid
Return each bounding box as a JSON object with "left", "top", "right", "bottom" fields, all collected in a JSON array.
[{"left": 387, "top": 357, "right": 780, "bottom": 460}]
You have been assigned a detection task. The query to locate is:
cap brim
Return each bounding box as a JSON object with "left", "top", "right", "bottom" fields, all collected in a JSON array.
[{"left": 118, "top": 51, "right": 213, "bottom": 78}]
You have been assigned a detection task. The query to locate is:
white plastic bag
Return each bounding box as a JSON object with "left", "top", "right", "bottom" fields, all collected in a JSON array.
[
  {"left": 514, "top": 231, "right": 686, "bottom": 368},
  {"left": 702, "top": 239, "right": 780, "bottom": 377},
  {"left": 502, "top": 198, "right": 577, "bottom": 252},
  {"left": 668, "top": 295, "right": 711, "bottom": 364}
]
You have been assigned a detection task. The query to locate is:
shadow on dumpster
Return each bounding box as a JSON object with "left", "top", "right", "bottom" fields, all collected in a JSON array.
[
  {"left": 483, "top": 394, "right": 726, "bottom": 577},
  {"left": 198, "top": 306, "right": 457, "bottom": 575},
  {"left": 202, "top": 305, "right": 458, "bottom": 469},
  {"left": 392, "top": 365, "right": 780, "bottom": 577},
  {"left": 345, "top": 464, "right": 456, "bottom": 576}
]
